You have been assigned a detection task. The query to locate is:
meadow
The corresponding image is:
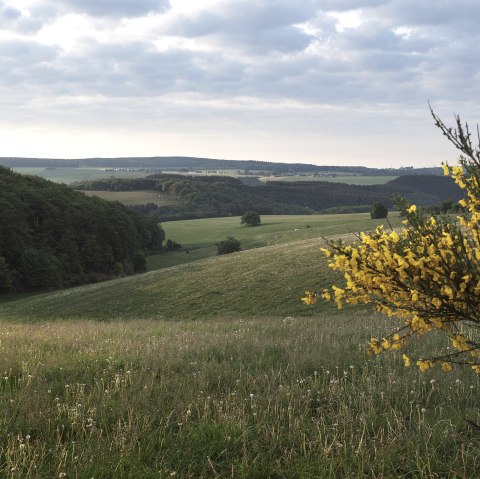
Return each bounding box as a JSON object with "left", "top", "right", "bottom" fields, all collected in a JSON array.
[
  {"left": 1, "top": 214, "right": 479, "bottom": 478},
  {"left": 151, "top": 213, "right": 402, "bottom": 270}
]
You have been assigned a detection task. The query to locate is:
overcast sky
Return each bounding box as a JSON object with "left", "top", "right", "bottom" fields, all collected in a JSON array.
[{"left": 0, "top": 0, "right": 478, "bottom": 167}]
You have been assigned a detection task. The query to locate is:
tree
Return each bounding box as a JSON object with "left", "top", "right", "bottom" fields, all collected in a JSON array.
[
  {"left": 241, "top": 211, "right": 261, "bottom": 226},
  {"left": 216, "top": 236, "right": 241, "bottom": 255},
  {"left": 303, "top": 109, "right": 480, "bottom": 374},
  {"left": 370, "top": 202, "right": 388, "bottom": 219}
]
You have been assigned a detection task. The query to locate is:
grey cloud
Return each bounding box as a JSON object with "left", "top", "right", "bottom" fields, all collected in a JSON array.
[
  {"left": 59, "top": 0, "right": 170, "bottom": 18},
  {"left": 0, "top": 2, "right": 48, "bottom": 33},
  {"left": 0, "top": 39, "right": 59, "bottom": 65},
  {"left": 1, "top": 4, "right": 21, "bottom": 19},
  {"left": 163, "top": 0, "right": 315, "bottom": 53},
  {"left": 379, "top": 0, "right": 480, "bottom": 27},
  {"left": 1, "top": 0, "right": 480, "bottom": 118},
  {"left": 313, "top": 0, "right": 388, "bottom": 11}
]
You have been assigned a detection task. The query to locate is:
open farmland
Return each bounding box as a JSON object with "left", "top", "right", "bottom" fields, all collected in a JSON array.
[
  {"left": 0, "top": 232, "right": 479, "bottom": 478},
  {"left": 152, "top": 212, "right": 402, "bottom": 270}
]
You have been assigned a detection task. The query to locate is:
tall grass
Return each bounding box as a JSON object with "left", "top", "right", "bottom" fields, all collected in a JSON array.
[{"left": 0, "top": 315, "right": 478, "bottom": 478}]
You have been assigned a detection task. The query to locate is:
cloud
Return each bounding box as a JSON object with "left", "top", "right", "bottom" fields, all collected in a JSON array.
[
  {"left": 0, "top": 1, "right": 50, "bottom": 33},
  {"left": 58, "top": 0, "right": 170, "bottom": 18},
  {"left": 0, "top": 0, "right": 479, "bottom": 166},
  {"left": 163, "top": 0, "right": 316, "bottom": 53}
]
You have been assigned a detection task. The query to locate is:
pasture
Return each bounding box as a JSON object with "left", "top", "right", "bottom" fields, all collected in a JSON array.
[
  {"left": 152, "top": 213, "right": 402, "bottom": 270},
  {"left": 1, "top": 216, "right": 478, "bottom": 478}
]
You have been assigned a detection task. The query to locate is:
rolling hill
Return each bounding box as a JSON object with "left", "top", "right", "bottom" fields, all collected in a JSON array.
[{"left": 0, "top": 236, "right": 353, "bottom": 322}]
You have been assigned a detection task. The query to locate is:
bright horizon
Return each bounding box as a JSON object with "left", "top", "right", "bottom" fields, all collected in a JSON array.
[{"left": 1, "top": 1, "right": 478, "bottom": 167}]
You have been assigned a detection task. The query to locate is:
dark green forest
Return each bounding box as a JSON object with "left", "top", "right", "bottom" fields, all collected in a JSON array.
[
  {"left": 74, "top": 174, "right": 463, "bottom": 222},
  {"left": 0, "top": 167, "right": 164, "bottom": 292}
]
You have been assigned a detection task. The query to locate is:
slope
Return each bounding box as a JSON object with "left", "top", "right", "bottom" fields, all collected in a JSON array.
[{"left": 0, "top": 236, "right": 355, "bottom": 322}]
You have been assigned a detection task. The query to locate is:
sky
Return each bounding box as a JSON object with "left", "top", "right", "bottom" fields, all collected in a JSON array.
[{"left": 0, "top": 0, "right": 479, "bottom": 167}]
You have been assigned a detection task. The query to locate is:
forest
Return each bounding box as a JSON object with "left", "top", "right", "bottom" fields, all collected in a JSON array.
[
  {"left": 0, "top": 167, "right": 164, "bottom": 292},
  {"left": 74, "top": 173, "right": 463, "bottom": 221}
]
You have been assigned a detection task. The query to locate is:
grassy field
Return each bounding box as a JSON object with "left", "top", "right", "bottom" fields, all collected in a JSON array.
[
  {"left": 0, "top": 238, "right": 344, "bottom": 321},
  {"left": 152, "top": 213, "right": 402, "bottom": 270},
  {"left": 0, "top": 315, "right": 478, "bottom": 478},
  {"left": 260, "top": 175, "right": 398, "bottom": 185},
  {"left": 1, "top": 217, "right": 479, "bottom": 477},
  {"left": 81, "top": 189, "right": 178, "bottom": 207}
]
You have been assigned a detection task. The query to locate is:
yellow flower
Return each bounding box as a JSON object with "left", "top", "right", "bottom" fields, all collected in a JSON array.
[
  {"left": 441, "top": 362, "right": 453, "bottom": 372},
  {"left": 407, "top": 205, "right": 417, "bottom": 214},
  {"left": 402, "top": 354, "right": 411, "bottom": 367},
  {"left": 302, "top": 291, "right": 317, "bottom": 305},
  {"left": 416, "top": 359, "right": 434, "bottom": 372}
]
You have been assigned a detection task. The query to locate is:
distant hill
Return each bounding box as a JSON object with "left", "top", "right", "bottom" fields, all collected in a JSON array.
[
  {"left": 74, "top": 173, "right": 462, "bottom": 221},
  {"left": 0, "top": 167, "right": 164, "bottom": 292},
  {"left": 0, "top": 156, "right": 442, "bottom": 176}
]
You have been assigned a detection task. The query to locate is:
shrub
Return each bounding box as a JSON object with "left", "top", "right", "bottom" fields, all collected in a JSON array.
[
  {"left": 166, "top": 239, "right": 182, "bottom": 250},
  {"left": 370, "top": 202, "right": 388, "bottom": 219},
  {"left": 304, "top": 109, "right": 480, "bottom": 374},
  {"left": 241, "top": 211, "right": 261, "bottom": 226},
  {"left": 216, "top": 237, "right": 241, "bottom": 255}
]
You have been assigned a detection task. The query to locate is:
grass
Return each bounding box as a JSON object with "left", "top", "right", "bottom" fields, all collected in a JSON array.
[
  {"left": 2, "top": 216, "right": 479, "bottom": 477},
  {"left": 260, "top": 175, "right": 398, "bottom": 185},
  {"left": 0, "top": 238, "right": 346, "bottom": 322},
  {"left": 153, "top": 213, "right": 402, "bottom": 270},
  {"left": 81, "top": 189, "right": 178, "bottom": 206},
  {"left": 0, "top": 315, "right": 478, "bottom": 478}
]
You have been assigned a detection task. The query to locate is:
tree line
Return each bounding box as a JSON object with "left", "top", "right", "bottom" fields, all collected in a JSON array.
[{"left": 74, "top": 173, "right": 462, "bottom": 222}]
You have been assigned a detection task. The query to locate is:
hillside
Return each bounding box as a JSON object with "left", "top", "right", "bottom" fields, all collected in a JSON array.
[
  {"left": 74, "top": 173, "right": 462, "bottom": 221},
  {"left": 0, "top": 155, "right": 442, "bottom": 176},
  {"left": 0, "top": 167, "right": 164, "bottom": 292},
  {"left": 0, "top": 237, "right": 352, "bottom": 322}
]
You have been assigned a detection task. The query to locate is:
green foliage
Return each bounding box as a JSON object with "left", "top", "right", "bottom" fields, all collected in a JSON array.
[
  {"left": 370, "top": 202, "right": 388, "bottom": 219},
  {"left": 240, "top": 210, "right": 261, "bottom": 226},
  {"left": 0, "top": 167, "right": 165, "bottom": 292},
  {"left": 73, "top": 171, "right": 463, "bottom": 223},
  {"left": 216, "top": 236, "right": 241, "bottom": 255},
  {"left": 166, "top": 239, "right": 182, "bottom": 250},
  {"left": 316, "top": 110, "right": 480, "bottom": 373}
]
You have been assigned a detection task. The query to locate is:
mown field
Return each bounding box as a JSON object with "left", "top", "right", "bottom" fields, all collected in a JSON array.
[
  {"left": 0, "top": 216, "right": 479, "bottom": 478},
  {"left": 152, "top": 213, "right": 402, "bottom": 270}
]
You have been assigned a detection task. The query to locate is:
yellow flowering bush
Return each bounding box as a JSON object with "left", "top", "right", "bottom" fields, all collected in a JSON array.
[{"left": 304, "top": 110, "right": 480, "bottom": 373}]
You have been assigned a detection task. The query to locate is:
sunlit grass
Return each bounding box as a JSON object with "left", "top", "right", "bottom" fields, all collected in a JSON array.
[{"left": 153, "top": 213, "right": 402, "bottom": 271}]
